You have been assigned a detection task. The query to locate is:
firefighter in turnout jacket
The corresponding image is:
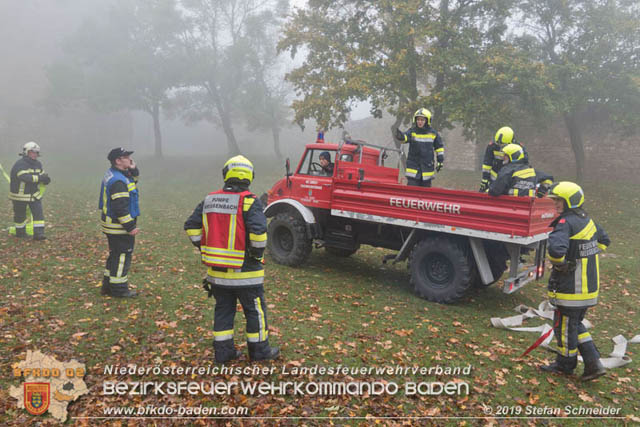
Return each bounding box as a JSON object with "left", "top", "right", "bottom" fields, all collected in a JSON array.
[
  {"left": 184, "top": 155, "right": 279, "bottom": 363},
  {"left": 395, "top": 108, "right": 444, "bottom": 187},
  {"left": 99, "top": 148, "right": 140, "bottom": 298},
  {"left": 540, "top": 182, "right": 610, "bottom": 381},
  {"left": 488, "top": 144, "right": 537, "bottom": 197},
  {"left": 9, "top": 142, "right": 51, "bottom": 240},
  {"left": 480, "top": 126, "right": 529, "bottom": 192}
]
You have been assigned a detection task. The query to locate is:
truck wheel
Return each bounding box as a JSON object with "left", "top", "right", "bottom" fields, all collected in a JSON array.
[
  {"left": 325, "top": 244, "right": 360, "bottom": 257},
  {"left": 471, "top": 241, "right": 509, "bottom": 288},
  {"left": 410, "top": 237, "right": 471, "bottom": 304},
  {"left": 267, "top": 212, "right": 312, "bottom": 266}
]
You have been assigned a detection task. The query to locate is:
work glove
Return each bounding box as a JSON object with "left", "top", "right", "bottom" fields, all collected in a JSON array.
[
  {"left": 39, "top": 173, "right": 51, "bottom": 185},
  {"left": 479, "top": 179, "right": 489, "bottom": 192},
  {"left": 436, "top": 161, "right": 443, "bottom": 172},
  {"left": 202, "top": 279, "right": 214, "bottom": 298},
  {"left": 395, "top": 128, "right": 404, "bottom": 141}
]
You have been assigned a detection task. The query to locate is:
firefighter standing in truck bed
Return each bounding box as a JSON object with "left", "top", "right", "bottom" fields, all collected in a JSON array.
[
  {"left": 480, "top": 126, "right": 529, "bottom": 192},
  {"left": 488, "top": 144, "right": 537, "bottom": 197},
  {"left": 541, "top": 181, "right": 610, "bottom": 381},
  {"left": 184, "top": 155, "right": 279, "bottom": 364},
  {"left": 395, "top": 108, "right": 444, "bottom": 187}
]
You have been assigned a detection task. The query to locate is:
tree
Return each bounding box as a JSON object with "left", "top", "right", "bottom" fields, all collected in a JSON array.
[
  {"left": 178, "top": 0, "right": 287, "bottom": 155},
  {"left": 279, "top": 0, "right": 518, "bottom": 145},
  {"left": 513, "top": 0, "right": 640, "bottom": 182},
  {"left": 47, "top": 0, "right": 186, "bottom": 158},
  {"left": 242, "top": 1, "right": 291, "bottom": 158}
]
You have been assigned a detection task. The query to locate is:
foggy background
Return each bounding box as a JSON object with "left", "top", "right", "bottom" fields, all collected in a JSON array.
[{"left": 1, "top": 0, "right": 638, "bottom": 179}]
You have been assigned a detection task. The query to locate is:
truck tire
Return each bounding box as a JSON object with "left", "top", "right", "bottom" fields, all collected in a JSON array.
[
  {"left": 410, "top": 237, "right": 472, "bottom": 304},
  {"left": 267, "top": 212, "right": 312, "bottom": 266},
  {"left": 325, "top": 244, "right": 360, "bottom": 257},
  {"left": 471, "top": 241, "right": 509, "bottom": 288}
]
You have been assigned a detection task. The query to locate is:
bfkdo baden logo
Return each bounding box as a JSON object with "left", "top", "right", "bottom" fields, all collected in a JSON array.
[
  {"left": 24, "top": 382, "right": 50, "bottom": 416},
  {"left": 10, "top": 350, "right": 89, "bottom": 422}
]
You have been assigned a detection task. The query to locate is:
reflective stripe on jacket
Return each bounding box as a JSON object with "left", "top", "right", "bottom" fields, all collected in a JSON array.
[
  {"left": 488, "top": 162, "right": 537, "bottom": 197},
  {"left": 99, "top": 168, "right": 140, "bottom": 234},
  {"left": 400, "top": 126, "right": 444, "bottom": 181},
  {"left": 547, "top": 209, "right": 611, "bottom": 307},
  {"left": 184, "top": 184, "right": 267, "bottom": 288},
  {"left": 9, "top": 157, "right": 45, "bottom": 201}
]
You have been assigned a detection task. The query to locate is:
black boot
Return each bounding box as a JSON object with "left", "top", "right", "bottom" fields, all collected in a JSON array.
[
  {"left": 248, "top": 341, "right": 280, "bottom": 362},
  {"left": 107, "top": 284, "right": 137, "bottom": 298},
  {"left": 579, "top": 341, "right": 606, "bottom": 381},
  {"left": 111, "top": 289, "right": 137, "bottom": 298},
  {"left": 214, "top": 340, "right": 242, "bottom": 364},
  {"left": 100, "top": 276, "right": 111, "bottom": 296},
  {"left": 15, "top": 227, "right": 27, "bottom": 238},
  {"left": 33, "top": 227, "right": 46, "bottom": 241},
  {"left": 539, "top": 355, "right": 576, "bottom": 375}
]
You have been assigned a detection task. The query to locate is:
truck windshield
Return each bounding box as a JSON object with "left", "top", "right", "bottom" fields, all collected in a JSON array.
[{"left": 298, "top": 149, "right": 336, "bottom": 176}]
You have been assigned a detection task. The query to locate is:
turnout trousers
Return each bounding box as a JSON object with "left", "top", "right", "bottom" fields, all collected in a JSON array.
[
  {"left": 551, "top": 307, "right": 600, "bottom": 370},
  {"left": 103, "top": 234, "right": 135, "bottom": 295},
  {"left": 211, "top": 286, "right": 269, "bottom": 346},
  {"left": 12, "top": 200, "right": 45, "bottom": 237},
  {"left": 407, "top": 177, "right": 432, "bottom": 187}
]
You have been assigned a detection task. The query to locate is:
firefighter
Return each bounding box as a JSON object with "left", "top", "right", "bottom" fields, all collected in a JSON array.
[
  {"left": 99, "top": 148, "right": 140, "bottom": 298},
  {"left": 394, "top": 108, "right": 444, "bottom": 187},
  {"left": 480, "top": 126, "right": 529, "bottom": 192},
  {"left": 9, "top": 142, "right": 51, "bottom": 240},
  {"left": 488, "top": 144, "right": 537, "bottom": 197},
  {"left": 184, "top": 155, "right": 279, "bottom": 363},
  {"left": 540, "top": 182, "right": 610, "bottom": 381}
]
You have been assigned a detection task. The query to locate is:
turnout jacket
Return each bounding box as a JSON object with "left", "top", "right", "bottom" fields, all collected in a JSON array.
[
  {"left": 547, "top": 209, "right": 610, "bottom": 308},
  {"left": 184, "top": 182, "right": 267, "bottom": 288},
  {"left": 399, "top": 125, "right": 444, "bottom": 181},
  {"left": 481, "top": 141, "right": 529, "bottom": 183},
  {"left": 9, "top": 156, "right": 47, "bottom": 201},
  {"left": 488, "top": 161, "right": 537, "bottom": 197},
  {"left": 99, "top": 167, "right": 140, "bottom": 234}
]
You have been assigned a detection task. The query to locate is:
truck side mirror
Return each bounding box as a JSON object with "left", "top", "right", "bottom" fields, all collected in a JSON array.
[{"left": 285, "top": 158, "right": 292, "bottom": 187}]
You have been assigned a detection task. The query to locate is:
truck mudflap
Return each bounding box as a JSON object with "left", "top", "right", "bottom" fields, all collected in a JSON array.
[{"left": 502, "top": 241, "right": 546, "bottom": 294}]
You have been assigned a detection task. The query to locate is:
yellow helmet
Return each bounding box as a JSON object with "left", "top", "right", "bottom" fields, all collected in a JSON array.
[
  {"left": 222, "top": 155, "right": 254, "bottom": 183},
  {"left": 548, "top": 181, "right": 584, "bottom": 209},
  {"left": 413, "top": 108, "right": 432, "bottom": 126},
  {"left": 494, "top": 126, "right": 514, "bottom": 145},
  {"left": 502, "top": 143, "right": 524, "bottom": 162}
]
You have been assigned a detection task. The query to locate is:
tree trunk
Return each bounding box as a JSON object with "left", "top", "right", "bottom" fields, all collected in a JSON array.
[
  {"left": 207, "top": 84, "right": 240, "bottom": 155},
  {"left": 219, "top": 107, "right": 240, "bottom": 155},
  {"left": 152, "top": 101, "right": 163, "bottom": 159},
  {"left": 563, "top": 111, "right": 585, "bottom": 183},
  {"left": 271, "top": 126, "right": 282, "bottom": 158}
]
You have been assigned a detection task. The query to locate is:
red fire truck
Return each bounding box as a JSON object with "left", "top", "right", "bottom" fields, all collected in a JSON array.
[{"left": 263, "top": 137, "right": 555, "bottom": 303}]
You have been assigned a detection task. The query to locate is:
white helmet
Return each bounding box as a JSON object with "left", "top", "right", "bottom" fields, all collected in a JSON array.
[{"left": 22, "top": 141, "right": 41, "bottom": 156}]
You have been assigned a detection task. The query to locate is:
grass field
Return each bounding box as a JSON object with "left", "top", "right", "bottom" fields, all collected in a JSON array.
[{"left": 0, "top": 153, "right": 639, "bottom": 424}]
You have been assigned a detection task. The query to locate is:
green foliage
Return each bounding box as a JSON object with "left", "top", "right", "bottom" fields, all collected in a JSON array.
[
  {"left": 513, "top": 0, "right": 640, "bottom": 180},
  {"left": 280, "top": 0, "right": 535, "bottom": 140}
]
